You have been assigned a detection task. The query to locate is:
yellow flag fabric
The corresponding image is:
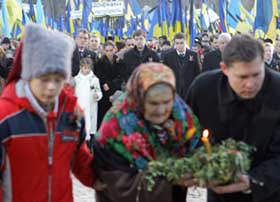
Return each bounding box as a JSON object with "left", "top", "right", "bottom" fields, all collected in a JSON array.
[{"left": 6, "top": 0, "right": 23, "bottom": 30}]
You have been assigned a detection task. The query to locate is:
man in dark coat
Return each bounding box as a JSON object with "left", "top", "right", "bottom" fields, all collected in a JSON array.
[
  {"left": 264, "top": 42, "right": 280, "bottom": 71},
  {"left": 0, "top": 38, "right": 14, "bottom": 80},
  {"left": 187, "top": 34, "right": 280, "bottom": 202},
  {"left": 163, "top": 32, "right": 200, "bottom": 100},
  {"left": 202, "top": 33, "right": 231, "bottom": 72},
  {"left": 123, "top": 29, "right": 159, "bottom": 81},
  {"left": 72, "top": 29, "right": 96, "bottom": 76}
]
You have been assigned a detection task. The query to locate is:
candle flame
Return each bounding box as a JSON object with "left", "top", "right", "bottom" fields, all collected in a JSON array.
[{"left": 202, "top": 129, "right": 209, "bottom": 138}]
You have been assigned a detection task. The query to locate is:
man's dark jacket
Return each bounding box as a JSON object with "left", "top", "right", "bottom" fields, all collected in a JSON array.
[
  {"left": 123, "top": 46, "right": 159, "bottom": 81},
  {"left": 187, "top": 68, "right": 280, "bottom": 202},
  {"left": 163, "top": 49, "right": 200, "bottom": 100},
  {"left": 71, "top": 47, "right": 96, "bottom": 76},
  {"left": 202, "top": 49, "right": 222, "bottom": 72},
  {"left": 0, "top": 56, "right": 13, "bottom": 79},
  {"left": 265, "top": 58, "right": 280, "bottom": 72}
]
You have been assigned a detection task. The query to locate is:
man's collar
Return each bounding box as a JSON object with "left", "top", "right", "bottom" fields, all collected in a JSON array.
[
  {"left": 219, "top": 68, "right": 269, "bottom": 105},
  {"left": 176, "top": 49, "right": 186, "bottom": 55},
  {"left": 135, "top": 45, "right": 146, "bottom": 52},
  {"left": 265, "top": 58, "right": 273, "bottom": 64},
  {"left": 219, "top": 75, "right": 237, "bottom": 105}
]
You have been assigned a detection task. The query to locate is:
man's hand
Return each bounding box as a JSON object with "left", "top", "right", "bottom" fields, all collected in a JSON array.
[
  {"left": 209, "top": 175, "right": 250, "bottom": 194},
  {"left": 173, "top": 174, "right": 198, "bottom": 187}
]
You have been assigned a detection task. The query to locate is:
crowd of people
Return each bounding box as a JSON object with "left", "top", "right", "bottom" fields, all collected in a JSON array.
[{"left": 0, "top": 22, "right": 280, "bottom": 202}]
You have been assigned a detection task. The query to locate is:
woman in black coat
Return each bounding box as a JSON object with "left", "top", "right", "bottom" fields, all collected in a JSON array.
[{"left": 95, "top": 41, "right": 126, "bottom": 128}]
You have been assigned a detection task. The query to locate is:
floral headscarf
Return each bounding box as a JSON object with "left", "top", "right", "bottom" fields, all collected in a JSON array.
[
  {"left": 126, "top": 63, "right": 176, "bottom": 110},
  {"left": 97, "top": 63, "right": 200, "bottom": 169}
]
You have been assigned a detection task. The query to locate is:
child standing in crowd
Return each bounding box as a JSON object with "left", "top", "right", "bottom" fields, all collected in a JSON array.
[{"left": 73, "top": 57, "right": 102, "bottom": 141}]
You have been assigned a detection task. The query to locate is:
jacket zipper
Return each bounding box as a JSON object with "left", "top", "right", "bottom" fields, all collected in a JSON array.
[{"left": 45, "top": 117, "right": 55, "bottom": 202}]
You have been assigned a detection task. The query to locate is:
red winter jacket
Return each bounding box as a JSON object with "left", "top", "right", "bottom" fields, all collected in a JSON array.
[{"left": 0, "top": 81, "right": 94, "bottom": 202}]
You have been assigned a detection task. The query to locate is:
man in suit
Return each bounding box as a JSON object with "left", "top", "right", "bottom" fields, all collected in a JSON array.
[
  {"left": 202, "top": 32, "right": 231, "bottom": 72},
  {"left": 123, "top": 29, "right": 159, "bottom": 81},
  {"left": 163, "top": 32, "right": 200, "bottom": 100},
  {"left": 89, "top": 34, "right": 103, "bottom": 59},
  {"left": 72, "top": 29, "right": 96, "bottom": 76}
]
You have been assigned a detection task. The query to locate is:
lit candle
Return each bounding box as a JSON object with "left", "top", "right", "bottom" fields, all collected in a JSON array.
[{"left": 201, "top": 129, "right": 211, "bottom": 156}]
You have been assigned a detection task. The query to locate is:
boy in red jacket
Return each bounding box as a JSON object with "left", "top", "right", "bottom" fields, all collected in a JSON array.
[{"left": 0, "top": 23, "right": 94, "bottom": 202}]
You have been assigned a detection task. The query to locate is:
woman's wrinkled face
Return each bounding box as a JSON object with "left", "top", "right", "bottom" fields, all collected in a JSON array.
[{"left": 143, "top": 84, "right": 174, "bottom": 125}]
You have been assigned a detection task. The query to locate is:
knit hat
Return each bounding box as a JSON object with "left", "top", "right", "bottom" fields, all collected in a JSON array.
[
  {"left": 1, "top": 37, "right": 11, "bottom": 45},
  {"left": 21, "top": 23, "right": 75, "bottom": 80}
]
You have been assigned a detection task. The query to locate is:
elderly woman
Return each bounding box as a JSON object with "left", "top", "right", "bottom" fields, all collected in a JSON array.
[{"left": 93, "top": 63, "right": 200, "bottom": 202}]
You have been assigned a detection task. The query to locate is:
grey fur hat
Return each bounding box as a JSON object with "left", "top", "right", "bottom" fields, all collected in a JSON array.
[{"left": 21, "top": 23, "right": 75, "bottom": 80}]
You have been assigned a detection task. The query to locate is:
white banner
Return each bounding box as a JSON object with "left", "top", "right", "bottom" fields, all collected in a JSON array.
[
  {"left": 92, "top": 1, "right": 124, "bottom": 17},
  {"left": 71, "top": 10, "right": 82, "bottom": 19}
]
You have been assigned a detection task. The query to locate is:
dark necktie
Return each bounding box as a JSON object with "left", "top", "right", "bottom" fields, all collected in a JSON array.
[{"left": 179, "top": 53, "right": 185, "bottom": 58}]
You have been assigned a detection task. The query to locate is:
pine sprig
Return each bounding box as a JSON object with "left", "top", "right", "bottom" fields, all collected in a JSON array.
[{"left": 145, "top": 138, "right": 255, "bottom": 191}]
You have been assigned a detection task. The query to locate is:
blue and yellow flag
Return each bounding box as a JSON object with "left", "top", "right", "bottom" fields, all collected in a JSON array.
[
  {"left": 170, "top": 0, "right": 184, "bottom": 40},
  {"left": 28, "top": 0, "right": 36, "bottom": 22},
  {"left": 141, "top": 12, "right": 149, "bottom": 32},
  {"left": 147, "top": 0, "right": 170, "bottom": 39},
  {"left": 130, "top": 0, "right": 141, "bottom": 16},
  {"left": 147, "top": 6, "right": 161, "bottom": 39},
  {"left": 125, "top": 17, "right": 137, "bottom": 37},
  {"left": 65, "top": 0, "right": 74, "bottom": 36},
  {"left": 1, "top": 0, "right": 11, "bottom": 37},
  {"left": 188, "top": 0, "right": 196, "bottom": 48},
  {"left": 11, "top": 19, "right": 24, "bottom": 39},
  {"left": 36, "top": 0, "right": 46, "bottom": 26},
  {"left": 160, "top": 0, "right": 169, "bottom": 38},
  {"left": 200, "top": 0, "right": 208, "bottom": 31},
  {"left": 123, "top": 0, "right": 135, "bottom": 38},
  {"left": 22, "top": 9, "right": 30, "bottom": 25},
  {"left": 91, "top": 18, "right": 105, "bottom": 43},
  {"left": 81, "top": 0, "right": 92, "bottom": 30},
  {"left": 254, "top": 0, "right": 278, "bottom": 41},
  {"left": 114, "top": 17, "right": 125, "bottom": 42},
  {"left": 58, "top": 15, "right": 64, "bottom": 32},
  {"left": 1, "top": 0, "right": 23, "bottom": 38},
  {"left": 218, "top": 0, "right": 227, "bottom": 32},
  {"left": 0, "top": 14, "right": 2, "bottom": 36},
  {"left": 226, "top": 0, "right": 254, "bottom": 34}
]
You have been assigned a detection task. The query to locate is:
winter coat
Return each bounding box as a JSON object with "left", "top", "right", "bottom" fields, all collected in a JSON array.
[
  {"left": 123, "top": 46, "right": 159, "bottom": 80},
  {"left": 72, "top": 47, "right": 97, "bottom": 77},
  {"left": 202, "top": 49, "right": 222, "bottom": 72},
  {"left": 95, "top": 56, "right": 126, "bottom": 128},
  {"left": 0, "top": 80, "right": 94, "bottom": 202},
  {"left": 74, "top": 71, "right": 102, "bottom": 137},
  {"left": 187, "top": 68, "right": 280, "bottom": 202},
  {"left": 163, "top": 49, "right": 200, "bottom": 100}
]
